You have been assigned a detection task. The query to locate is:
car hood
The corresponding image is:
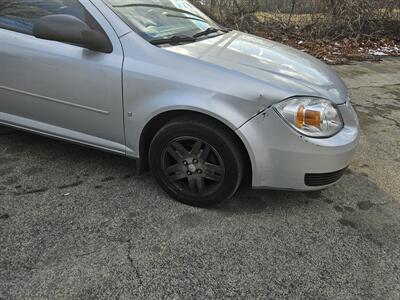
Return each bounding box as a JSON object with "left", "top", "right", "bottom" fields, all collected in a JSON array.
[{"left": 165, "top": 31, "right": 347, "bottom": 104}]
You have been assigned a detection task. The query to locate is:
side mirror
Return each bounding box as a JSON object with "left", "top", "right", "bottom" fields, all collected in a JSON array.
[{"left": 33, "top": 14, "right": 112, "bottom": 53}]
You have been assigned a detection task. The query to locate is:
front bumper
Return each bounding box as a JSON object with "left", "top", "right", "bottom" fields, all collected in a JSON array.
[{"left": 236, "top": 102, "right": 359, "bottom": 190}]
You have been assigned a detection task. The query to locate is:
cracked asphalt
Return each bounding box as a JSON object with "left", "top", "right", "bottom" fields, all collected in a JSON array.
[{"left": 1, "top": 58, "right": 400, "bottom": 299}]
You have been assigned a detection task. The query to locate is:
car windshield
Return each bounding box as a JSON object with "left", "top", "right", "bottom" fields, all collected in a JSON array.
[{"left": 105, "top": 0, "right": 221, "bottom": 42}]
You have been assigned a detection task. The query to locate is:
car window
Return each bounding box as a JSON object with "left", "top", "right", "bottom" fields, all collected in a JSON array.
[
  {"left": 0, "top": 0, "right": 98, "bottom": 34},
  {"left": 105, "top": 0, "right": 220, "bottom": 41}
]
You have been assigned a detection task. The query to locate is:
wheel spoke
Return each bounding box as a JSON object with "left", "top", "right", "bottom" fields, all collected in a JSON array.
[
  {"left": 165, "top": 164, "right": 185, "bottom": 181},
  {"left": 203, "top": 163, "right": 224, "bottom": 182},
  {"left": 166, "top": 146, "right": 181, "bottom": 161},
  {"left": 200, "top": 144, "right": 211, "bottom": 160},
  {"left": 204, "top": 171, "right": 222, "bottom": 182},
  {"left": 196, "top": 176, "right": 205, "bottom": 193},
  {"left": 188, "top": 177, "right": 197, "bottom": 192},
  {"left": 169, "top": 172, "right": 186, "bottom": 181},
  {"left": 172, "top": 142, "right": 190, "bottom": 157},
  {"left": 204, "top": 162, "right": 224, "bottom": 175},
  {"left": 191, "top": 140, "right": 203, "bottom": 156},
  {"left": 166, "top": 163, "right": 181, "bottom": 174}
]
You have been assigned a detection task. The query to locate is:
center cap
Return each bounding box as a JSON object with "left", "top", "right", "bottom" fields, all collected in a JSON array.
[{"left": 188, "top": 164, "right": 196, "bottom": 173}]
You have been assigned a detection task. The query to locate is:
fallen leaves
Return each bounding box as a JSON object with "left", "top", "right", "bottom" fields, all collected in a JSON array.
[{"left": 256, "top": 32, "right": 400, "bottom": 64}]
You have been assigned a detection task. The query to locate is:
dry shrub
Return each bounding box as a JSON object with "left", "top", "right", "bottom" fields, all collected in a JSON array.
[
  {"left": 193, "top": 0, "right": 400, "bottom": 41},
  {"left": 311, "top": 0, "right": 400, "bottom": 39}
]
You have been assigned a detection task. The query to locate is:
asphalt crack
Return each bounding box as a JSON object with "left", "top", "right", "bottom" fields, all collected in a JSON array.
[
  {"left": 100, "top": 235, "right": 144, "bottom": 285},
  {"left": 126, "top": 239, "right": 143, "bottom": 285},
  {"left": 353, "top": 102, "right": 400, "bottom": 128}
]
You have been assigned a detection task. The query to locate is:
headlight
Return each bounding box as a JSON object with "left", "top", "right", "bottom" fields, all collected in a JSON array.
[{"left": 273, "top": 97, "right": 343, "bottom": 137}]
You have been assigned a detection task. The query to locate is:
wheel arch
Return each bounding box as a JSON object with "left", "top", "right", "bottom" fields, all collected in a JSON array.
[{"left": 138, "top": 110, "right": 252, "bottom": 184}]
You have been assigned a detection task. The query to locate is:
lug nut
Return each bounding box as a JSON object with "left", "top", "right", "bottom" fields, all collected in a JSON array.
[
  {"left": 197, "top": 169, "right": 202, "bottom": 174},
  {"left": 193, "top": 159, "right": 198, "bottom": 164},
  {"left": 187, "top": 171, "right": 192, "bottom": 175},
  {"left": 183, "top": 160, "right": 188, "bottom": 165}
]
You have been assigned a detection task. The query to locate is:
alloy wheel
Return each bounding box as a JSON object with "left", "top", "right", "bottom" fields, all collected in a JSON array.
[{"left": 161, "top": 136, "right": 225, "bottom": 196}]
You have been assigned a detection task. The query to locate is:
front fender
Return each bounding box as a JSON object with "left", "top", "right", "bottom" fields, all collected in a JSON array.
[
  {"left": 119, "top": 32, "right": 289, "bottom": 157},
  {"left": 123, "top": 87, "right": 262, "bottom": 157}
]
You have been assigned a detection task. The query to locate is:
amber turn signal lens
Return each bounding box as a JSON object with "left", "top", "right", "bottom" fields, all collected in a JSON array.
[
  {"left": 296, "top": 105, "right": 305, "bottom": 128},
  {"left": 296, "top": 106, "right": 321, "bottom": 128}
]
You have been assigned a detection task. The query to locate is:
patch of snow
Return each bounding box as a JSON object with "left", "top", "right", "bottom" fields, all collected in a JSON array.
[
  {"left": 369, "top": 50, "right": 388, "bottom": 56},
  {"left": 368, "top": 45, "right": 400, "bottom": 56}
]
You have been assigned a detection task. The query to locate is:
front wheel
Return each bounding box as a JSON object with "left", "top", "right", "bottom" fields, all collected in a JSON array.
[{"left": 149, "top": 116, "right": 244, "bottom": 206}]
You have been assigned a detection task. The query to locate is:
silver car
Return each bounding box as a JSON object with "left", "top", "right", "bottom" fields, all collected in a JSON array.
[{"left": 0, "top": 0, "right": 359, "bottom": 206}]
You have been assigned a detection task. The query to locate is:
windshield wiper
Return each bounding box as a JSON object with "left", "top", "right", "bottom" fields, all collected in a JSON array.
[
  {"left": 111, "top": 3, "right": 207, "bottom": 22},
  {"left": 192, "top": 26, "right": 220, "bottom": 39},
  {"left": 220, "top": 27, "right": 233, "bottom": 32},
  {"left": 150, "top": 35, "right": 196, "bottom": 45}
]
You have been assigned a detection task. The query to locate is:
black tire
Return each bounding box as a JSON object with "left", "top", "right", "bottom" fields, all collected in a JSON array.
[{"left": 149, "top": 116, "right": 244, "bottom": 207}]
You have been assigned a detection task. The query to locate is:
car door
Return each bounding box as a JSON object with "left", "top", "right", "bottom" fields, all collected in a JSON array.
[{"left": 0, "top": 0, "right": 125, "bottom": 154}]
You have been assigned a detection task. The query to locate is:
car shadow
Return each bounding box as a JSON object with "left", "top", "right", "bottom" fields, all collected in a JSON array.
[{"left": 1, "top": 124, "right": 399, "bottom": 236}]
